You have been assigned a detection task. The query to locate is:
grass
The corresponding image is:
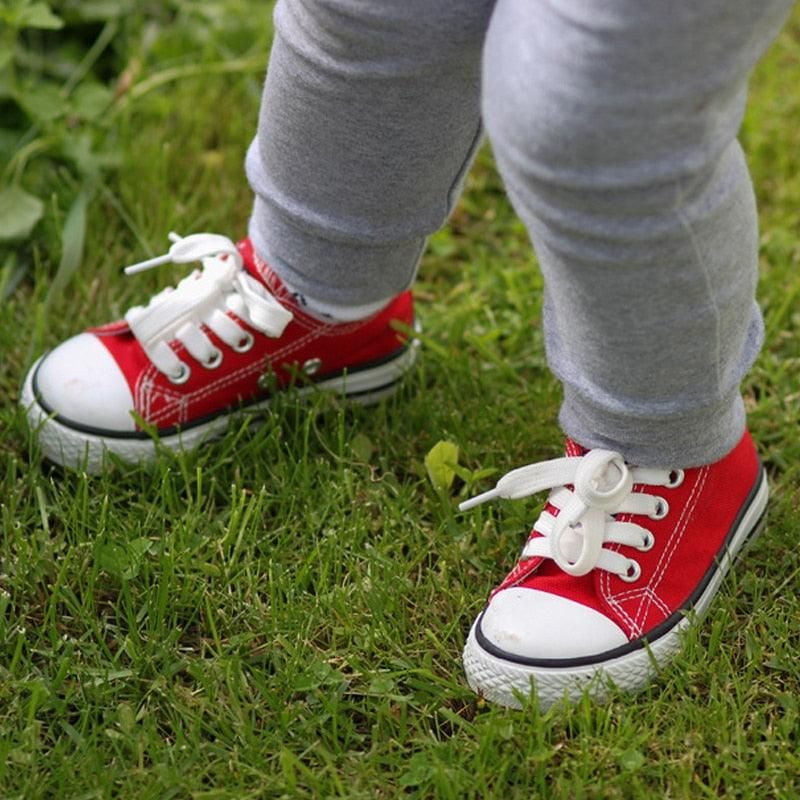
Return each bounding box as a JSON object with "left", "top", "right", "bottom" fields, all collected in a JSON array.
[{"left": 2, "top": 4, "right": 800, "bottom": 798}]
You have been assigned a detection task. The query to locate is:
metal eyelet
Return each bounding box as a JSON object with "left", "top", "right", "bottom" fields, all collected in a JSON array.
[
  {"left": 638, "top": 531, "right": 655, "bottom": 552},
  {"left": 666, "top": 469, "right": 685, "bottom": 489},
  {"left": 649, "top": 497, "right": 669, "bottom": 520},
  {"left": 302, "top": 357, "right": 322, "bottom": 376},
  {"left": 620, "top": 559, "right": 642, "bottom": 583},
  {"left": 168, "top": 363, "right": 191, "bottom": 384},
  {"left": 232, "top": 331, "right": 254, "bottom": 353},
  {"left": 203, "top": 348, "right": 223, "bottom": 369}
]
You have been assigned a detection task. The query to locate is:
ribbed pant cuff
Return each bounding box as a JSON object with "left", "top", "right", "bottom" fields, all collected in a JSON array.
[
  {"left": 248, "top": 197, "right": 423, "bottom": 308},
  {"left": 559, "top": 387, "right": 747, "bottom": 468}
]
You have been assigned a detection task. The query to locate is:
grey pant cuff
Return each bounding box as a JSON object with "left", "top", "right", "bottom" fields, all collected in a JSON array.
[
  {"left": 559, "top": 387, "right": 746, "bottom": 468},
  {"left": 248, "top": 196, "right": 424, "bottom": 307}
]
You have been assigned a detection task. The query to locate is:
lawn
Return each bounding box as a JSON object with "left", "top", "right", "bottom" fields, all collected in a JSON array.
[{"left": 1, "top": 3, "right": 799, "bottom": 798}]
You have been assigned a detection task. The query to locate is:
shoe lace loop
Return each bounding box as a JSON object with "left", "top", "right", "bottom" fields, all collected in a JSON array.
[
  {"left": 459, "top": 449, "right": 673, "bottom": 579},
  {"left": 122, "top": 233, "right": 293, "bottom": 379}
]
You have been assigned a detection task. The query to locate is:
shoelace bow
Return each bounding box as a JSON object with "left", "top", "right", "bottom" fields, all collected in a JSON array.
[
  {"left": 460, "top": 450, "right": 680, "bottom": 581},
  {"left": 123, "top": 232, "right": 293, "bottom": 382}
]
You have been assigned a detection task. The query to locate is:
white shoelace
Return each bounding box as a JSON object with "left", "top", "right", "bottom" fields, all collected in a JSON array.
[
  {"left": 123, "top": 233, "right": 293, "bottom": 383},
  {"left": 460, "top": 450, "right": 682, "bottom": 582}
]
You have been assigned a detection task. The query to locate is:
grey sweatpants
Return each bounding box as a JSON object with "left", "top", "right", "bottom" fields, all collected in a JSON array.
[{"left": 245, "top": 0, "right": 795, "bottom": 468}]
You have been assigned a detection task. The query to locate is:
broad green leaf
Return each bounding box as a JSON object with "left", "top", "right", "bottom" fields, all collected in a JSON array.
[
  {"left": 17, "top": 80, "right": 67, "bottom": 122},
  {"left": 95, "top": 537, "right": 152, "bottom": 581},
  {"left": 96, "top": 541, "right": 128, "bottom": 578},
  {"left": 618, "top": 749, "right": 646, "bottom": 771},
  {"left": 61, "top": 132, "right": 120, "bottom": 177},
  {"left": 292, "top": 660, "right": 347, "bottom": 692},
  {"left": 367, "top": 675, "right": 396, "bottom": 694},
  {"left": 121, "top": 537, "right": 153, "bottom": 580},
  {"left": 398, "top": 753, "right": 434, "bottom": 787},
  {"left": 71, "top": 82, "right": 113, "bottom": 120},
  {"left": 0, "top": 185, "right": 44, "bottom": 240},
  {"left": 424, "top": 440, "right": 459, "bottom": 493},
  {"left": 17, "top": 3, "right": 64, "bottom": 30},
  {"left": 116, "top": 702, "right": 136, "bottom": 735},
  {"left": 44, "top": 188, "right": 90, "bottom": 307},
  {"left": 350, "top": 432, "right": 374, "bottom": 462}
]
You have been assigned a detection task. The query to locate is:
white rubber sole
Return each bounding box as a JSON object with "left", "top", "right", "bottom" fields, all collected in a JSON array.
[
  {"left": 21, "top": 338, "right": 419, "bottom": 473},
  {"left": 462, "top": 471, "right": 769, "bottom": 710}
]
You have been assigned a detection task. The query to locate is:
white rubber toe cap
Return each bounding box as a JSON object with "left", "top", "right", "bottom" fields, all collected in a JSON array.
[
  {"left": 34, "top": 333, "right": 136, "bottom": 433},
  {"left": 478, "top": 587, "right": 629, "bottom": 661}
]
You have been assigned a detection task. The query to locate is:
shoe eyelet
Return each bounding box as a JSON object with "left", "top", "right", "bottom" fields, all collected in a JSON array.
[
  {"left": 638, "top": 531, "right": 655, "bottom": 552},
  {"left": 232, "top": 331, "right": 254, "bottom": 353},
  {"left": 620, "top": 559, "right": 642, "bottom": 583},
  {"left": 168, "top": 363, "right": 191, "bottom": 384},
  {"left": 302, "top": 357, "right": 322, "bottom": 376},
  {"left": 203, "top": 348, "right": 223, "bottom": 369},
  {"left": 649, "top": 497, "right": 669, "bottom": 520},
  {"left": 666, "top": 469, "right": 685, "bottom": 489}
]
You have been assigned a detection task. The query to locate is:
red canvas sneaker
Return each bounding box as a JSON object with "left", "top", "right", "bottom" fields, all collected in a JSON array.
[
  {"left": 22, "top": 233, "right": 417, "bottom": 472},
  {"left": 460, "top": 430, "right": 767, "bottom": 709}
]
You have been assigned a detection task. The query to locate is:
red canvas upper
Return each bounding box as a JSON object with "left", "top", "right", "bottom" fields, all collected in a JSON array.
[
  {"left": 88, "top": 239, "right": 414, "bottom": 431},
  {"left": 490, "top": 430, "right": 761, "bottom": 640}
]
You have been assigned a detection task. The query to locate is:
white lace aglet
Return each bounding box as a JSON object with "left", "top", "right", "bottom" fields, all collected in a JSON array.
[
  {"left": 124, "top": 253, "right": 173, "bottom": 275},
  {"left": 459, "top": 487, "right": 501, "bottom": 512},
  {"left": 123, "top": 233, "right": 185, "bottom": 275}
]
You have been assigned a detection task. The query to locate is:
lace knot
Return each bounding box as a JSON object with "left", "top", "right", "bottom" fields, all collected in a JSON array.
[{"left": 573, "top": 450, "right": 632, "bottom": 512}]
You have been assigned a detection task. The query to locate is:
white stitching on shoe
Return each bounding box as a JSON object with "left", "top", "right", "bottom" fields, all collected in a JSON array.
[
  {"left": 143, "top": 325, "right": 323, "bottom": 425},
  {"left": 645, "top": 466, "right": 709, "bottom": 598},
  {"left": 135, "top": 310, "right": 378, "bottom": 428},
  {"left": 124, "top": 242, "right": 396, "bottom": 429},
  {"left": 603, "top": 575, "right": 641, "bottom": 637},
  {"left": 602, "top": 466, "right": 708, "bottom": 635}
]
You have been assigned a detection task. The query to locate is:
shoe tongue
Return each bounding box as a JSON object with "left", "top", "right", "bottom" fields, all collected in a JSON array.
[
  {"left": 236, "top": 238, "right": 292, "bottom": 299},
  {"left": 565, "top": 437, "right": 589, "bottom": 457},
  {"left": 236, "top": 238, "right": 263, "bottom": 281}
]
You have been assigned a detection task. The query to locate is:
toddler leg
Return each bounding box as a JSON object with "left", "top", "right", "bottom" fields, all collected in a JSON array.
[
  {"left": 247, "top": 0, "right": 495, "bottom": 311},
  {"left": 483, "top": 0, "right": 794, "bottom": 467}
]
